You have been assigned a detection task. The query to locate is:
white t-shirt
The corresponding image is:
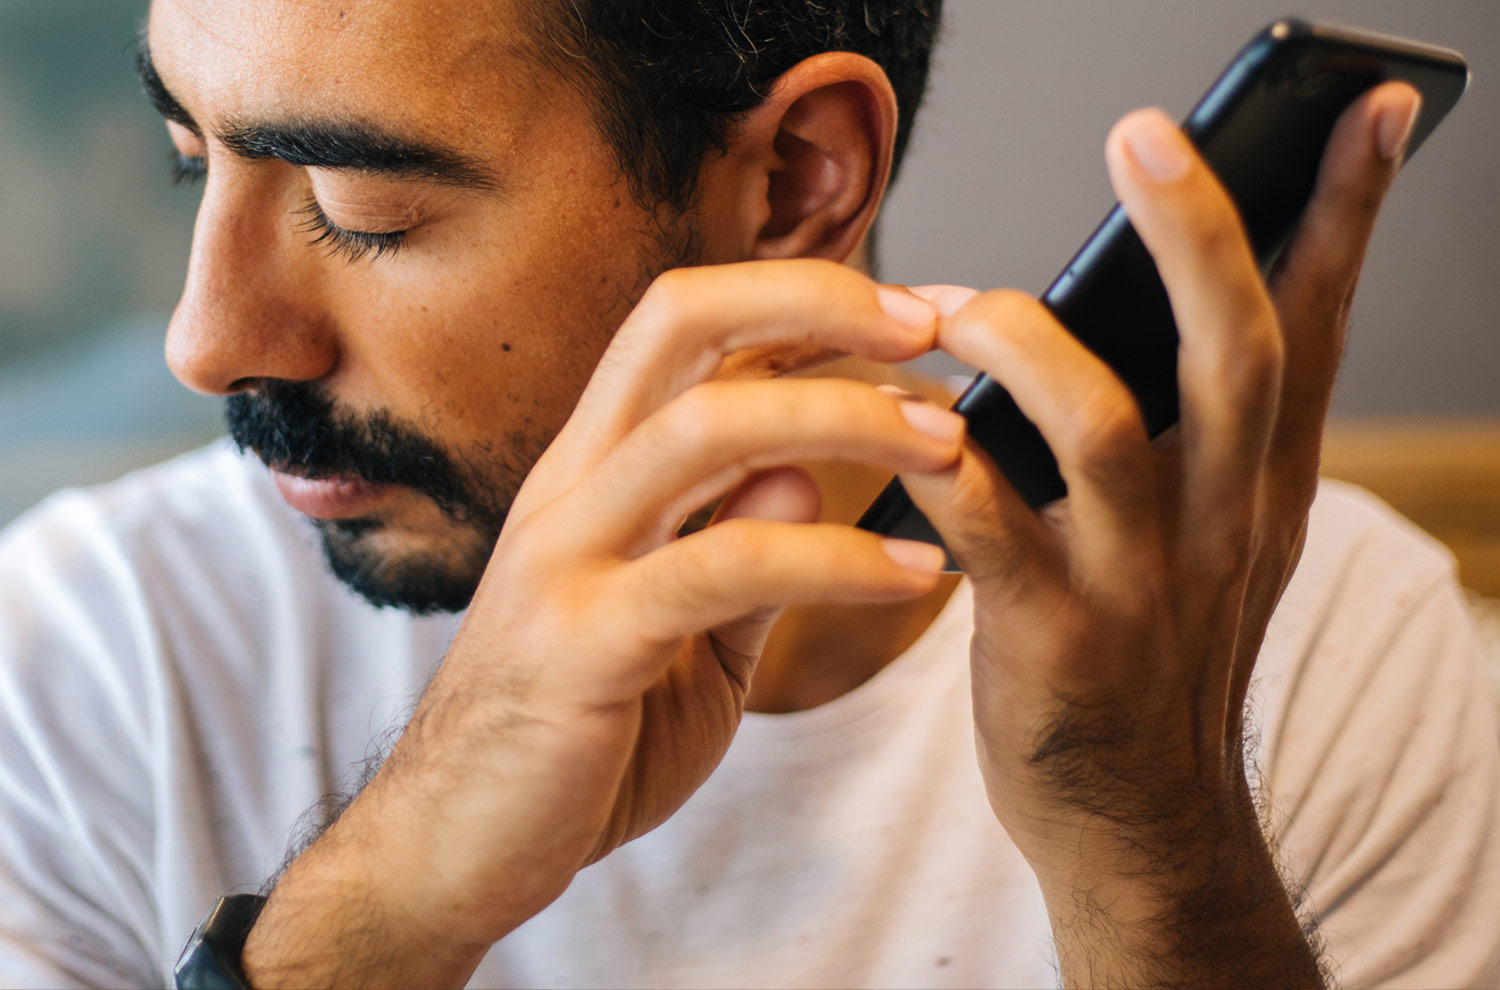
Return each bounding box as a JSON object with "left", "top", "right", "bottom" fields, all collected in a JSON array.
[{"left": 0, "top": 441, "right": 1496, "bottom": 989}]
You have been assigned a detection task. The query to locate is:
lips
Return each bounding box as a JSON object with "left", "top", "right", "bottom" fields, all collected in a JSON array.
[{"left": 270, "top": 468, "right": 398, "bottom": 520}]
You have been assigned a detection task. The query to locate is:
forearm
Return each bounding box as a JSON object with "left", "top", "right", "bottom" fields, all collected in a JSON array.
[
  {"left": 240, "top": 812, "right": 498, "bottom": 989},
  {"left": 236, "top": 742, "right": 588, "bottom": 990},
  {"left": 1039, "top": 797, "right": 1326, "bottom": 989}
]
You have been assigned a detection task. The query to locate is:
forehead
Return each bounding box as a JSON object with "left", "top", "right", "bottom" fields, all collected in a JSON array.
[{"left": 147, "top": 0, "right": 546, "bottom": 142}]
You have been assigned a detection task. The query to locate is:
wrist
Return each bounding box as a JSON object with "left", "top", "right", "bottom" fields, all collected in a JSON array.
[
  {"left": 1028, "top": 798, "right": 1324, "bottom": 988},
  {"left": 1029, "top": 783, "right": 1265, "bottom": 904},
  {"left": 241, "top": 809, "right": 498, "bottom": 989}
]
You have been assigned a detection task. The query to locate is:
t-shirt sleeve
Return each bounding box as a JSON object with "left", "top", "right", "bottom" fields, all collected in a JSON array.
[
  {"left": 0, "top": 499, "right": 164, "bottom": 988},
  {"left": 1264, "top": 546, "right": 1500, "bottom": 989}
]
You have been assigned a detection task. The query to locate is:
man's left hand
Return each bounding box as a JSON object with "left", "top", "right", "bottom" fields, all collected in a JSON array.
[{"left": 900, "top": 81, "right": 1422, "bottom": 987}]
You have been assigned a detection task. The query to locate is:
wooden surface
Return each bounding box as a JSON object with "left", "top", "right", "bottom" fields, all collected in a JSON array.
[{"left": 1321, "top": 419, "right": 1500, "bottom": 597}]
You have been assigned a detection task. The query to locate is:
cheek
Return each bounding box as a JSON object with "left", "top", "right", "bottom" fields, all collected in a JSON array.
[{"left": 325, "top": 192, "right": 664, "bottom": 452}]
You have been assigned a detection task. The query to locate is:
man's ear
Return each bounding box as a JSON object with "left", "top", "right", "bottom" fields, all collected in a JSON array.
[{"left": 703, "top": 52, "right": 898, "bottom": 264}]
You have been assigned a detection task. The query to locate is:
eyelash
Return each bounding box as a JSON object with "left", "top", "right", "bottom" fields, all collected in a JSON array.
[
  {"left": 294, "top": 198, "right": 409, "bottom": 263},
  {"left": 168, "top": 153, "right": 408, "bottom": 264},
  {"left": 171, "top": 152, "right": 206, "bottom": 187}
]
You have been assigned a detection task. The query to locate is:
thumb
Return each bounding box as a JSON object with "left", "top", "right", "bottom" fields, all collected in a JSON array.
[
  {"left": 703, "top": 466, "right": 822, "bottom": 673},
  {"left": 713, "top": 466, "right": 822, "bottom": 526}
]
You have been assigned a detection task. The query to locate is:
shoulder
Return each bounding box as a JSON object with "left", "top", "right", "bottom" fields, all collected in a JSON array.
[
  {"left": 0, "top": 441, "right": 327, "bottom": 720},
  {"left": 1, "top": 439, "right": 305, "bottom": 580},
  {"left": 0, "top": 440, "right": 451, "bottom": 754},
  {"left": 1254, "top": 481, "right": 1500, "bottom": 985},
  {"left": 0, "top": 445, "right": 302, "bottom": 984},
  {"left": 1257, "top": 477, "right": 1475, "bottom": 753},
  {"left": 1290, "top": 477, "right": 1455, "bottom": 608},
  {"left": 1, "top": 438, "right": 319, "bottom": 600},
  {"left": 1256, "top": 479, "right": 1459, "bottom": 693}
]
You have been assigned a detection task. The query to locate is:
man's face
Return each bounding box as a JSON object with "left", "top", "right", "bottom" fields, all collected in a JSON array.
[{"left": 146, "top": 0, "right": 711, "bottom": 612}]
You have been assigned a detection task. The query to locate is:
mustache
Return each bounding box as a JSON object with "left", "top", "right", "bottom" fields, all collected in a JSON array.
[{"left": 224, "top": 380, "right": 480, "bottom": 523}]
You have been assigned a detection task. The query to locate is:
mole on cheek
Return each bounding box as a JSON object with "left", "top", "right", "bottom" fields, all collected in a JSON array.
[{"left": 502, "top": 343, "right": 512, "bottom": 352}]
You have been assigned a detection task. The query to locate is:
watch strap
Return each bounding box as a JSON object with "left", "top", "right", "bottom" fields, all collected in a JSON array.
[{"left": 174, "top": 893, "right": 267, "bottom": 990}]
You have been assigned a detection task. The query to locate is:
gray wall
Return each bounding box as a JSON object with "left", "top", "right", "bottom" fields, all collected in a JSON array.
[
  {"left": 0, "top": 1, "right": 223, "bottom": 525},
  {"left": 1, "top": 1, "right": 1496, "bottom": 526},
  {"left": 882, "top": 1, "right": 1500, "bottom": 415}
]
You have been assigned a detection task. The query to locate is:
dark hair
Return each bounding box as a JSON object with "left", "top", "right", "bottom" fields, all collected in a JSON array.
[{"left": 529, "top": 1, "right": 943, "bottom": 211}]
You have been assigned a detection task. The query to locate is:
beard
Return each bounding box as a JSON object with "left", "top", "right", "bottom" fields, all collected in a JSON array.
[
  {"left": 223, "top": 212, "right": 704, "bottom": 615},
  {"left": 225, "top": 379, "right": 530, "bottom": 615}
]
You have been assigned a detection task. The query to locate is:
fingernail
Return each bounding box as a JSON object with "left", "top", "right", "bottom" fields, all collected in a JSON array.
[
  {"left": 1123, "top": 109, "right": 1192, "bottom": 182},
  {"left": 876, "top": 285, "right": 938, "bottom": 330},
  {"left": 898, "top": 396, "right": 965, "bottom": 443},
  {"left": 1377, "top": 93, "right": 1421, "bottom": 163},
  {"left": 910, "top": 284, "right": 981, "bottom": 317},
  {"left": 881, "top": 538, "right": 948, "bottom": 574}
]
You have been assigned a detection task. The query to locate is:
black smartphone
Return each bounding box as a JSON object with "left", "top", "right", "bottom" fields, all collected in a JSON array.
[{"left": 857, "top": 18, "right": 1469, "bottom": 564}]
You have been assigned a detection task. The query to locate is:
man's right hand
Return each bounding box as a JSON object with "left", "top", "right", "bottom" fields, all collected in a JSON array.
[{"left": 241, "top": 259, "right": 965, "bottom": 988}]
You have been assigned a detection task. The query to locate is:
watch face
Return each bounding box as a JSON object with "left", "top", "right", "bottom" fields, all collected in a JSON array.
[{"left": 174, "top": 894, "right": 267, "bottom": 990}]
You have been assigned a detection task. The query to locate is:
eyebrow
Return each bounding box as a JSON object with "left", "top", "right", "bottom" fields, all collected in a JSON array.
[
  {"left": 135, "top": 42, "right": 501, "bottom": 191},
  {"left": 137, "top": 43, "right": 195, "bottom": 132}
]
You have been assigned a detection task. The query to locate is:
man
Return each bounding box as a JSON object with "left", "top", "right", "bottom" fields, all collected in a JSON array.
[{"left": 1, "top": 0, "right": 1496, "bottom": 987}]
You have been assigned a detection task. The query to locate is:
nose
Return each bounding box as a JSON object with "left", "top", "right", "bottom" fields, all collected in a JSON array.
[{"left": 166, "top": 175, "right": 338, "bottom": 395}]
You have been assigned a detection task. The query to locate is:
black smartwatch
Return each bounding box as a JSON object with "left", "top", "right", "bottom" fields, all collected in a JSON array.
[{"left": 173, "top": 893, "right": 267, "bottom": 990}]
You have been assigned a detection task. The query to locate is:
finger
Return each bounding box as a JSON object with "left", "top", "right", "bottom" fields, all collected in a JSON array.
[
  {"left": 616, "top": 520, "right": 946, "bottom": 651},
  {"left": 900, "top": 440, "right": 1059, "bottom": 597},
  {"left": 1236, "top": 87, "right": 1419, "bottom": 734},
  {"left": 532, "top": 260, "right": 938, "bottom": 495},
  {"left": 910, "top": 284, "right": 981, "bottom": 317},
  {"left": 677, "top": 466, "right": 821, "bottom": 537},
  {"left": 713, "top": 466, "right": 822, "bottom": 525},
  {"left": 558, "top": 377, "right": 965, "bottom": 555},
  {"left": 921, "top": 289, "right": 1159, "bottom": 580},
  {"left": 1105, "top": 108, "right": 1284, "bottom": 552},
  {"left": 1267, "top": 82, "right": 1420, "bottom": 477}
]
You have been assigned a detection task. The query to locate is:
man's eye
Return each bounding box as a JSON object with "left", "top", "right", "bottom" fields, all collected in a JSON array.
[
  {"left": 294, "top": 198, "right": 409, "bottom": 264},
  {"left": 170, "top": 151, "right": 207, "bottom": 187}
]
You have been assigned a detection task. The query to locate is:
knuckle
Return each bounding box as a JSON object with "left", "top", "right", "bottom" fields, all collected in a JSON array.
[
  {"left": 1250, "top": 324, "right": 1286, "bottom": 392},
  {"left": 944, "top": 288, "right": 1050, "bottom": 359},
  {"left": 798, "top": 256, "right": 858, "bottom": 288},
  {"left": 494, "top": 503, "right": 579, "bottom": 578},
  {"left": 1203, "top": 515, "right": 1259, "bottom": 581},
  {"left": 957, "top": 522, "right": 1042, "bottom": 591},
  {"left": 761, "top": 258, "right": 866, "bottom": 312},
  {"left": 636, "top": 266, "right": 697, "bottom": 321},
  {"left": 701, "top": 519, "right": 768, "bottom": 580},
  {"left": 1221, "top": 316, "right": 1285, "bottom": 401},
  {"left": 1335, "top": 169, "right": 1388, "bottom": 222},
  {"left": 948, "top": 454, "right": 1005, "bottom": 524},
  {"left": 494, "top": 522, "right": 546, "bottom": 575},
  {"left": 817, "top": 258, "right": 877, "bottom": 300},
  {"left": 658, "top": 384, "right": 725, "bottom": 448},
  {"left": 1188, "top": 197, "right": 1251, "bottom": 263},
  {"left": 642, "top": 539, "right": 740, "bottom": 637},
  {"left": 962, "top": 287, "right": 1045, "bottom": 331},
  {"left": 1066, "top": 387, "right": 1146, "bottom": 472}
]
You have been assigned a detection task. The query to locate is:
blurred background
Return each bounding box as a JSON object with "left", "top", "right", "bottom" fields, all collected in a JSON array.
[
  {"left": 1, "top": 1, "right": 1496, "bottom": 596},
  {"left": 887, "top": 0, "right": 1500, "bottom": 413},
  {"left": 0, "top": 0, "right": 216, "bottom": 524}
]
